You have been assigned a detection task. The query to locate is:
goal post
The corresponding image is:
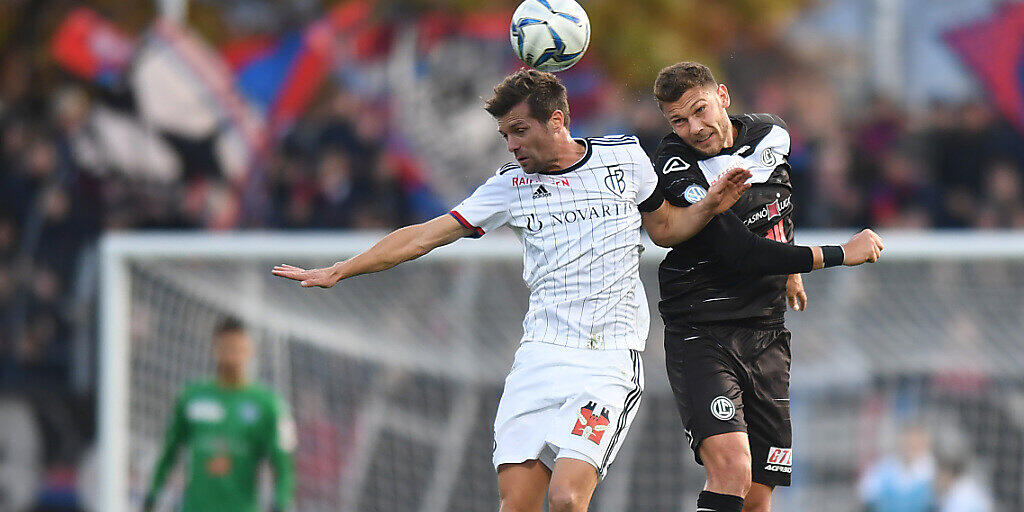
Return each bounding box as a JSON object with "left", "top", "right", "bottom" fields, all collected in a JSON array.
[
  {"left": 97, "top": 230, "right": 1024, "bottom": 512},
  {"left": 97, "top": 231, "right": 533, "bottom": 512},
  {"left": 99, "top": 236, "right": 130, "bottom": 512}
]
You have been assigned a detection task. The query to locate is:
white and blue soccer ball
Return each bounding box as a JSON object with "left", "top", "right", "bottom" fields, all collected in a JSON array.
[{"left": 510, "top": 0, "right": 591, "bottom": 72}]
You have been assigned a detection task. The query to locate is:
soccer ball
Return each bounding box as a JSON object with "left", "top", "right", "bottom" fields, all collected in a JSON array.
[{"left": 510, "top": 0, "right": 591, "bottom": 72}]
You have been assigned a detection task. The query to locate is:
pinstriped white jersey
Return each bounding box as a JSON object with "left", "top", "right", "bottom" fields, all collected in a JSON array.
[{"left": 450, "top": 135, "right": 662, "bottom": 351}]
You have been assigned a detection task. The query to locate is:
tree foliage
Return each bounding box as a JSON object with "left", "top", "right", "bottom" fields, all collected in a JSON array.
[{"left": 583, "top": 0, "right": 809, "bottom": 90}]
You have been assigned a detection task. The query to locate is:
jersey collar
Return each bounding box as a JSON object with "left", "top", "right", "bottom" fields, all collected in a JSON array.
[
  {"left": 720, "top": 115, "right": 748, "bottom": 154},
  {"left": 535, "top": 138, "right": 591, "bottom": 176}
]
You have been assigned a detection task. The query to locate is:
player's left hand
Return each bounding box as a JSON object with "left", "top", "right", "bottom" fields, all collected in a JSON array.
[
  {"left": 787, "top": 273, "right": 807, "bottom": 311},
  {"left": 272, "top": 263, "right": 341, "bottom": 288},
  {"left": 704, "top": 167, "right": 753, "bottom": 214}
]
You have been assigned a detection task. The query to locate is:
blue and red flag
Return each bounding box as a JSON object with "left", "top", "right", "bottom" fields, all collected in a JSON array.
[
  {"left": 50, "top": 8, "right": 133, "bottom": 87},
  {"left": 222, "top": 1, "right": 375, "bottom": 138},
  {"left": 223, "top": 27, "right": 332, "bottom": 138},
  {"left": 945, "top": 2, "right": 1024, "bottom": 135}
]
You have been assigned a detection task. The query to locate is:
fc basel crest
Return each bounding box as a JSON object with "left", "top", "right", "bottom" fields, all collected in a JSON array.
[{"left": 604, "top": 166, "right": 626, "bottom": 195}]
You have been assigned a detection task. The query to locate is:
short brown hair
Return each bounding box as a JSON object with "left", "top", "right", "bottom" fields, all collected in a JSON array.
[
  {"left": 484, "top": 69, "right": 570, "bottom": 127},
  {"left": 215, "top": 316, "right": 245, "bottom": 337},
  {"left": 653, "top": 62, "right": 717, "bottom": 103}
]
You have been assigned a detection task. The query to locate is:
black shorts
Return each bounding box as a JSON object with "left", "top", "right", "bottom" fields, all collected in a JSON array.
[{"left": 664, "top": 321, "right": 793, "bottom": 487}]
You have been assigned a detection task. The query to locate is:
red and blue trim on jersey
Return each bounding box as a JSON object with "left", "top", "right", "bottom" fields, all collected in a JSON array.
[{"left": 449, "top": 210, "right": 484, "bottom": 238}]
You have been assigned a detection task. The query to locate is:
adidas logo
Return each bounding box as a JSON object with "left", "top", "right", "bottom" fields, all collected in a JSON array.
[{"left": 532, "top": 185, "right": 551, "bottom": 199}]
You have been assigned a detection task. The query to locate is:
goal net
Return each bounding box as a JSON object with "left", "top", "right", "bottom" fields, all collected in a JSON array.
[{"left": 98, "top": 231, "right": 1024, "bottom": 512}]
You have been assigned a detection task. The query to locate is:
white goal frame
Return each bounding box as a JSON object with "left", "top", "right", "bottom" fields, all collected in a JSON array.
[{"left": 97, "top": 229, "right": 1024, "bottom": 512}]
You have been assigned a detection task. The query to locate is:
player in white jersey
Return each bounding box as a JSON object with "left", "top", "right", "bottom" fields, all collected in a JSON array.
[
  {"left": 456, "top": 134, "right": 666, "bottom": 351},
  {"left": 273, "top": 69, "right": 756, "bottom": 512}
]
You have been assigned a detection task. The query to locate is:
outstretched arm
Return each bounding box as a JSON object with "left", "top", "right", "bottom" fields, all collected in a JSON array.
[
  {"left": 642, "top": 167, "right": 752, "bottom": 246},
  {"left": 699, "top": 211, "right": 885, "bottom": 275},
  {"left": 272, "top": 214, "right": 474, "bottom": 288}
]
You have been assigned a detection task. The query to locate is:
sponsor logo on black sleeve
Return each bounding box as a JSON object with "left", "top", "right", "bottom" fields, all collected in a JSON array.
[
  {"left": 683, "top": 184, "right": 708, "bottom": 204},
  {"left": 661, "top": 156, "right": 690, "bottom": 174},
  {"left": 710, "top": 396, "right": 736, "bottom": 421}
]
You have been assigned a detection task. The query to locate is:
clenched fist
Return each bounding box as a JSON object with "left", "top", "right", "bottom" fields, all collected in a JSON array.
[{"left": 841, "top": 229, "right": 884, "bottom": 265}]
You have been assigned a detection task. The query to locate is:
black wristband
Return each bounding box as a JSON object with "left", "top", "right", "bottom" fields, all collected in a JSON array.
[{"left": 821, "top": 245, "right": 845, "bottom": 267}]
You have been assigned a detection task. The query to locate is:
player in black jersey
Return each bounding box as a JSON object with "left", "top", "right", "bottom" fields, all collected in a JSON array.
[{"left": 649, "top": 61, "right": 885, "bottom": 512}]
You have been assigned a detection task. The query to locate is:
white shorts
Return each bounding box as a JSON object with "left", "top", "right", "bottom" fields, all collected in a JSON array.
[{"left": 492, "top": 341, "right": 644, "bottom": 479}]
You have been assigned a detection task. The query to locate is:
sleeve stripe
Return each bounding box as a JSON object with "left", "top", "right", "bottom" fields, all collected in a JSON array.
[
  {"left": 590, "top": 140, "right": 639, "bottom": 147},
  {"left": 449, "top": 211, "right": 485, "bottom": 237},
  {"left": 590, "top": 134, "right": 637, "bottom": 142},
  {"left": 498, "top": 162, "right": 520, "bottom": 175}
]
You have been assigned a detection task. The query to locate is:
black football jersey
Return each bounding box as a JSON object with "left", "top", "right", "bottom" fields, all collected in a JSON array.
[{"left": 654, "top": 113, "right": 795, "bottom": 326}]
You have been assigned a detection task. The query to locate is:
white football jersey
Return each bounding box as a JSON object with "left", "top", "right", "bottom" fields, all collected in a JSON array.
[{"left": 450, "top": 135, "right": 662, "bottom": 351}]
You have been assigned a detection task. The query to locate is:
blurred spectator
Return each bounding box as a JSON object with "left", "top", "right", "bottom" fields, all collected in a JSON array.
[
  {"left": 311, "top": 149, "right": 356, "bottom": 226},
  {"left": 294, "top": 387, "right": 345, "bottom": 511},
  {"left": 859, "top": 422, "right": 936, "bottom": 512},
  {"left": 36, "top": 186, "right": 85, "bottom": 278},
  {"left": 866, "top": 151, "right": 939, "bottom": 229},
  {"left": 630, "top": 99, "right": 668, "bottom": 156},
  {"left": 0, "top": 211, "right": 16, "bottom": 257},
  {"left": 935, "top": 450, "right": 993, "bottom": 512},
  {"left": 975, "top": 160, "right": 1024, "bottom": 228},
  {"left": 929, "top": 102, "right": 999, "bottom": 198}
]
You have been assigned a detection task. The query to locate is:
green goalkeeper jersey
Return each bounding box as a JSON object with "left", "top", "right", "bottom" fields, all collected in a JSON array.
[{"left": 146, "top": 381, "right": 295, "bottom": 512}]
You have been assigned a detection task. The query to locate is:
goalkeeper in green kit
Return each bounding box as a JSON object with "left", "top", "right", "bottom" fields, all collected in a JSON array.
[{"left": 143, "top": 318, "right": 296, "bottom": 512}]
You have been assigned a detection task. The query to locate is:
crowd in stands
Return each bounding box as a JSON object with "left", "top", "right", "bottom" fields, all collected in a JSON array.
[{"left": 4, "top": 35, "right": 1024, "bottom": 393}]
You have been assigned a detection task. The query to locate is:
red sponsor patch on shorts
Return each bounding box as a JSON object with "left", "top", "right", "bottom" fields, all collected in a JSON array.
[
  {"left": 766, "top": 447, "right": 792, "bottom": 466},
  {"left": 571, "top": 401, "right": 610, "bottom": 444}
]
